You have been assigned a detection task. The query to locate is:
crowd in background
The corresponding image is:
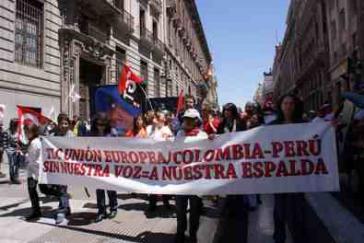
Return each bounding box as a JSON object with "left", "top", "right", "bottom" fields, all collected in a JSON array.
[{"left": 0, "top": 93, "right": 363, "bottom": 243}]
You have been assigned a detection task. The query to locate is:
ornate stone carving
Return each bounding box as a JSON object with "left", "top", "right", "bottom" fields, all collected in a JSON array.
[{"left": 59, "top": 28, "right": 115, "bottom": 116}]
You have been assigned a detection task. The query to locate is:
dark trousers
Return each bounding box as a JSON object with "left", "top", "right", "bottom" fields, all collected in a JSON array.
[
  {"left": 273, "top": 194, "right": 288, "bottom": 243},
  {"left": 214, "top": 195, "right": 249, "bottom": 243},
  {"left": 96, "top": 189, "right": 118, "bottom": 215},
  {"left": 149, "top": 194, "right": 170, "bottom": 208},
  {"left": 274, "top": 193, "right": 306, "bottom": 243},
  {"left": 27, "top": 178, "right": 40, "bottom": 213},
  {"left": 7, "top": 151, "right": 22, "bottom": 181},
  {"left": 175, "top": 195, "right": 202, "bottom": 238}
]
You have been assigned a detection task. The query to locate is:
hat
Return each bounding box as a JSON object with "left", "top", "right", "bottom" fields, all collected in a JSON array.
[{"left": 183, "top": 109, "right": 201, "bottom": 120}]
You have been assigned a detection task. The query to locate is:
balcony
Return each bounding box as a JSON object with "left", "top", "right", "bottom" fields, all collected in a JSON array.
[
  {"left": 152, "top": 38, "right": 164, "bottom": 58},
  {"left": 139, "top": 0, "right": 149, "bottom": 9},
  {"left": 79, "top": 22, "right": 108, "bottom": 43},
  {"left": 173, "top": 17, "right": 182, "bottom": 29},
  {"left": 166, "top": 0, "right": 177, "bottom": 17},
  {"left": 113, "top": 7, "right": 135, "bottom": 40},
  {"left": 77, "top": 0, "right": 118, "bottom": 17},
  {"left": 186, "top": 40, "right": 192, "bottom": 50},
  {"left": 178, "top": 25, "right": 186, "bottom": 37},
  {"left": 150, "top": 0, "right": 162, "bottom": 14},
  {"left": 139, "top": 27, "right": 154, "bottom": 50}
]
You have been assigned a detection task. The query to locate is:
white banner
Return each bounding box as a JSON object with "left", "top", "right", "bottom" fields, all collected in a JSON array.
[{"left": 39, "top": 123, "right": 340, "bottom": 195}]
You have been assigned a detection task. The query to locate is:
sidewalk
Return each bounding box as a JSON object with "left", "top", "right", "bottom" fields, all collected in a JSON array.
[{"left": 0, "top": 162, "right": 289, "bottom": 243}]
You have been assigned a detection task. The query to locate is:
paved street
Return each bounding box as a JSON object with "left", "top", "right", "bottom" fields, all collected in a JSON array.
[{"left": 0, "top": 164, "right": 292, "bottom": 243}]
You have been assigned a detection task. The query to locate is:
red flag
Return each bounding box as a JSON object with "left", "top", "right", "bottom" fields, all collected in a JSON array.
[
  {"left": 176, "top": 90, "right": 185, "bottom": 114},
  {"left": 118, "top": 65, "right": 143, "bottom": 94},
  {"left": 17, "top": 106, "right": 52, "bottom": 143}
]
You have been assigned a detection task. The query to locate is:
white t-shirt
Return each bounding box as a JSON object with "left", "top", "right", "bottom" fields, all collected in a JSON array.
[
  {"left": 175, "top": 129, "right": 208, "bottom": 142},
  {"left": 149, "top": 125, "right": 174, "bottom": 141},
  {"left": 26, "top": 137, "right": 42, "bottom": 180}
]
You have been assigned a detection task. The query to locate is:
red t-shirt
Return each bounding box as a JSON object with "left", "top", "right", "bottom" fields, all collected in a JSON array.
[{"left": 203, "top": 117, "right": 220, "bottom": 135}]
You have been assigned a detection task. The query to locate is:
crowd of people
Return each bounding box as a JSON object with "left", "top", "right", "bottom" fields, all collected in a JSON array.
[{"left": 0, "top": 93, "right": 363, "bottom": 243}]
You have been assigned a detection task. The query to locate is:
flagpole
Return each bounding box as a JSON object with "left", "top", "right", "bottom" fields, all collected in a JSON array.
[{"left": 139, "top": 85, "right": 154, "bottom": 112}]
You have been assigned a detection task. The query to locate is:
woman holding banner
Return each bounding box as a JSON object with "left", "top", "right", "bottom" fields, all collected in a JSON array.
[
  {"left": 214, "top": 102, "right": 248, "bottom": 243},
  {"left": 148, "top": 112, "right": 173, "bottom": 211},
  {"left": 90, "top": 113, "right": 119, "bottom": 223},
  {"left": 126, "top": 114, "right": 147, "bottom": 138},
  {"left": 269, "top": 94, "right": 306, "bottom": 243},
  {"left": 38, "top": 113, "right": 73, "bottom": 225}
]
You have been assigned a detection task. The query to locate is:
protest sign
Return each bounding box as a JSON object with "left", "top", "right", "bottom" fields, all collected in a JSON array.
[{"left": 40, "top": 122, "right": 339, "bottom": 195}]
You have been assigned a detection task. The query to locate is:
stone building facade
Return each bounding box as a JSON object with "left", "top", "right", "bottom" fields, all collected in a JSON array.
[
  {"left": 325, "top": 0, "right": 363, "bottom": 106},
  {"left": 293, "top": 0, "right": 330, "bottom": 111},
  {"left": 272, "top": 0, "right": 302, "bottom": 103},
  {"left": 0, "top": 0, "right": 216, "bottom": 123},
  {"left": 272, "top": 0, "right": 364, "bottom": 110},
  {"left": 164, "top": 0, "right": 212, "bottom": 104},
  {"left": 272, "top": 0, "right": 330, "bottom": 111},
  {"left": 0, "top": 0, "right": 62, "bottom": 127}
]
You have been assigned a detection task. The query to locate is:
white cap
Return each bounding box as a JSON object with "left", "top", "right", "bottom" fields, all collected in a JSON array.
[{"left": 183, "top": 109, "right": 201, "bottom": 120}]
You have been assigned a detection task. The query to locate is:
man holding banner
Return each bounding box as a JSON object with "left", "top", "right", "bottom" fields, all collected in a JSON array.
[
  {"left": 174, "top": 108, "right": 208, "bottom": 243},
  {"left": 39, "top": 94, "right": 339, "bottom": 243}
]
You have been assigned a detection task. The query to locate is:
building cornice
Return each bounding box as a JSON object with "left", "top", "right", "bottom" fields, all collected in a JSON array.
[{"left": 185, "top": 0, "right": 212, "bottom": 64}]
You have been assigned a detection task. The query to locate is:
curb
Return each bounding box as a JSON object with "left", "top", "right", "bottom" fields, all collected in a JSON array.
[{"left": 306, "top": 193, "right": 364, "bottom": 243}]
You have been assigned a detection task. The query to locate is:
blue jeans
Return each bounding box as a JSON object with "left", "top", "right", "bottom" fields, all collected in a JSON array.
[
  {"left": 57, "top": 185, "right": 70, "bottom": 212},
  {"left": 6, "top": 151, "right": 23, "bottom": 181}
]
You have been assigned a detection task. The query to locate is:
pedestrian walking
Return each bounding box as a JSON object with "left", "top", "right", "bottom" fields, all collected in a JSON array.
[
  {"left": 90, "top": 113, "right": 119, "bottom": 223},
  {"left": 24, "top": 122, "right": 42, "bottom": 221},
  {"left": 269, "top": 94, "right": 306, "bottom": 243},
  {"left": 0, "top": 123, "right": 5, "bottom": 179},
  {"left": 214, "top": 102, "right": 248, "bottom": 243},
  {"left": 3, "top": 119, "right": 24, "bottom": 184},
  {"left": 245, "top": 104, "right": 264, "bottom": 209},
  {"left": 46, "top": 113, "right": 73, "bottom": 224},
  {"left": 175, "top": 108, "right": 208, "bottom": 243},
  {"left": 148, "top": 111, "right": 173, "bottom": 211}
]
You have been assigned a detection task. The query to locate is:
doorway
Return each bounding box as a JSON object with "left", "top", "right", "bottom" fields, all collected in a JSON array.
[{"left": 79, "top": 58, "right": 104, "bottom": 120}]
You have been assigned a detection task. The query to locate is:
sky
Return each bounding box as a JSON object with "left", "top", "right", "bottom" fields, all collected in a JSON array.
[{"left": 196, "top": 0, "right": 290, "bottom": 108}]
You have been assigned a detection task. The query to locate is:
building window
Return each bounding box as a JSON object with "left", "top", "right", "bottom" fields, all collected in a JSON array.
[
  {"left": 166, "top": 80, "right": 172, "bottom": 97},
  {"left": 114, "top": 0, "right": 124, "bottom": 10},
  {"left": 140, "top": 61, "right": 148, "bottom": 91},
  {"left": 153, "top": 21, "right": 158, "bottom": 41},
  {"left": 139, "top": 9, "right": 146, "bottom": 36},
  {"left": 352, "top": 32, "right": 357, "bottom": 49},
  {"left": 331, "top": 21, "right": 337, "bottom": 40},
  {"left": 154, "top": 68, "right": 160, "bottom": 97},
  {"left": 15, "top": 0, "right": 44, "bottom": 68},
  {"left": 339, "top": 9, "right": 346, "bottom": 31},
  {"left": 351, "top": 0, "right": 358, "bottom": 14},
  {"left": 116, "top": 47, "right": 126, "bottom": 81}
]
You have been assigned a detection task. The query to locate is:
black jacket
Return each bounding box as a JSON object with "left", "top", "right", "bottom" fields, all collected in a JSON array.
[{"left": 217, "top": 118, "right": 246, "bottom": 134}]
